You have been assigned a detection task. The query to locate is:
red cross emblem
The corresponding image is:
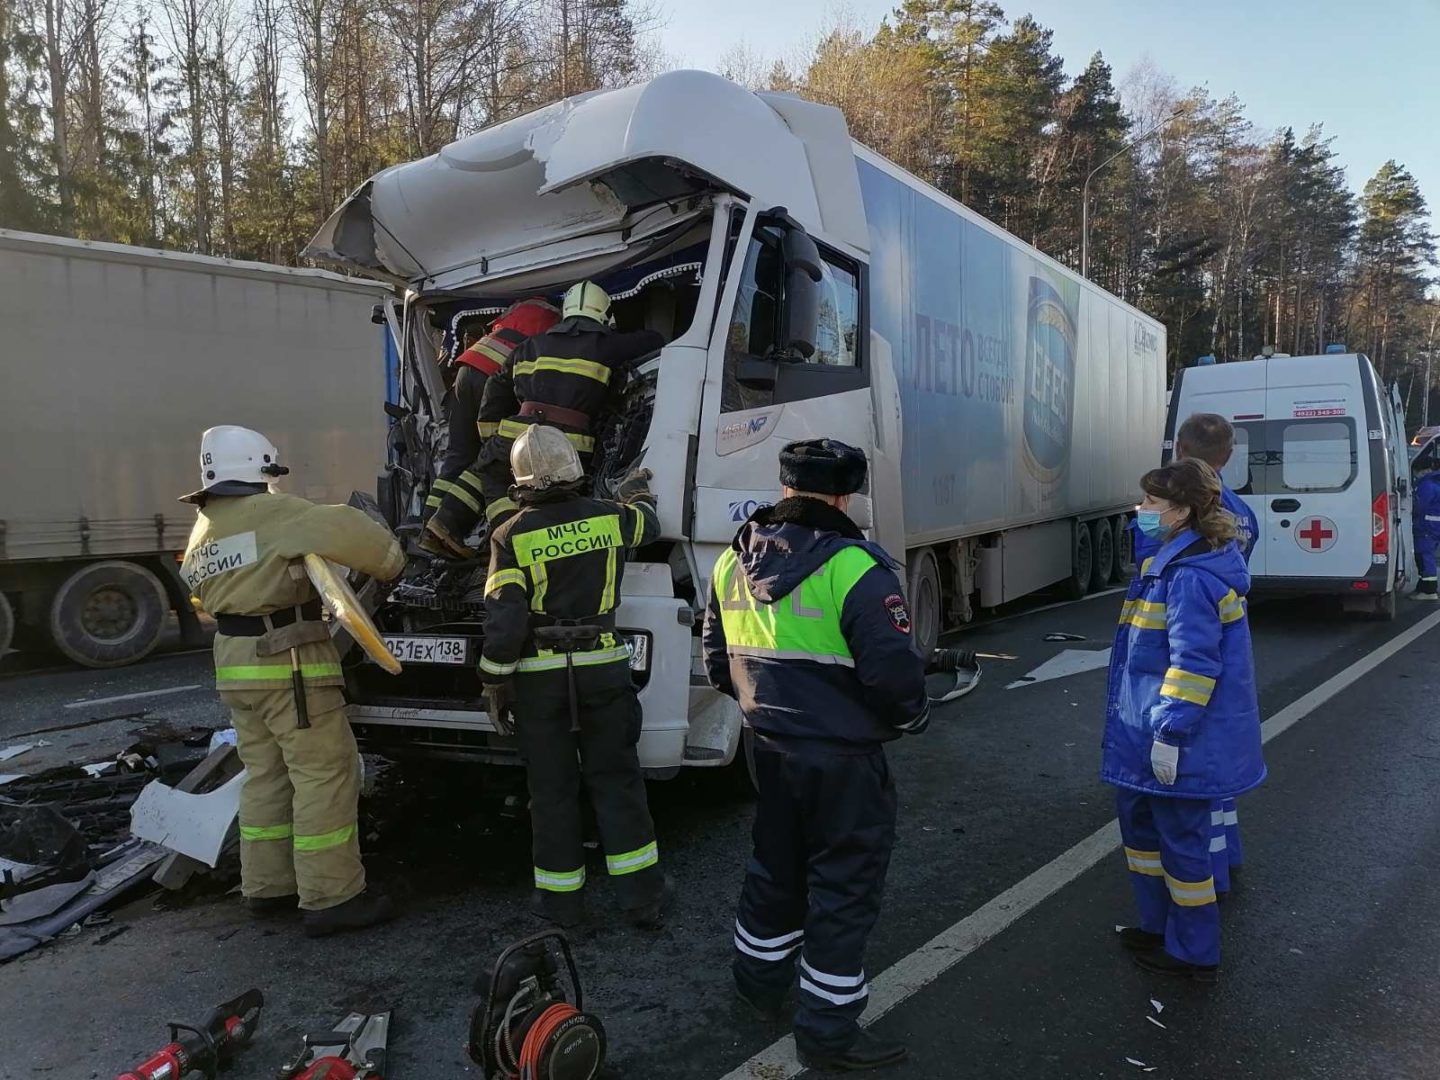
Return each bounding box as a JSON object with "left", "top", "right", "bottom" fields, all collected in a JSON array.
[{"left": 1295, "top": 516, "right": 1337, "bottom": 552}]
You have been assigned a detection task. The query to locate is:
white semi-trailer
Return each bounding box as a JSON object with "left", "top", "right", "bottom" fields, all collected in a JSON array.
[
  {"left": 0, "top": 230, "right": 394, "bottom": 666},
  {"left": 305, "top": 70, "right": 1166, "bottom": 775}
]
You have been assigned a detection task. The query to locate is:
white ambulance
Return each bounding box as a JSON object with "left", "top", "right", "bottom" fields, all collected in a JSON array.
[{"left": 1164, "top": 351, "right": 1413, "bottom": 618}]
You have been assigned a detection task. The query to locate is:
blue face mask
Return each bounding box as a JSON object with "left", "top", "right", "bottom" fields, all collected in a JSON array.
[{"left": 1135, "top": 509, "right": 1167, "bottom": 539}]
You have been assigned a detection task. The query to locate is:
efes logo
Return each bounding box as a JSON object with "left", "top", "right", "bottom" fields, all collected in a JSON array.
[
  {"left": 728, "top": 498, "right": 770, "bottom": 521},
  {"left": 1022, "top": 275, "right": 1079, "bottom": 491}
]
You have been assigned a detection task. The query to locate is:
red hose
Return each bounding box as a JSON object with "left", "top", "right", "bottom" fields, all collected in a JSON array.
[{"left": 518, "top": 1002, "right": 581, "bottom": 1080}]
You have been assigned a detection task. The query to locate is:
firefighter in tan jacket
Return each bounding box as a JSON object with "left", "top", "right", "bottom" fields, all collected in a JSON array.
[{"left": 180, "top": 426, "right": 406, "bottom": 936}]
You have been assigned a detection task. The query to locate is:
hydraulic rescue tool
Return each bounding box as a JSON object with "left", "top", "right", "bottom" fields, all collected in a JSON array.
[
  {"left": 275, "top": 1009, "right": 390, "bottom": 1079},
  {"left": 927, "top": 647, "right": 982, "bottom": 703},
  {"left": 468, "top": 931, "right": 606, "bottom": 1080},
  {"left": 117, "top": 988, "right": 264, "bottom": 1080}
]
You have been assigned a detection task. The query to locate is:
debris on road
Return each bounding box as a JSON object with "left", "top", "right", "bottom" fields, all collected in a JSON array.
[
  {"left": 1151, "top": 999, "right": 1164, "bottom": 1014},
  {"left": 130, "top": 763, "right": 244, "bottom": 867},
  {"left": 1146, "top": 1015, "right": 1167, "bottom": 1030},
  {"left": 0, "top": 741, "right": 48, "bottom": 763},
  {"left": 1044, "top": 632, "right": 1088, "bottom": 642}
]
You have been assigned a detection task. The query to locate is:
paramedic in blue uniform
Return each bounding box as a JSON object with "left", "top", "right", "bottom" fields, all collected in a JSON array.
[
  {"left": 1106, "top": 458, "right": 1265, "bottom": 981},
  {"left": 1134, "top": 413, "right": 1258, "bottom": 894},
  {"left": 703, "top": 439, "right": 929, "bottom": 1072},
  {"left": 1412, "top": 458, "right": 1440, "bottom": 600}
]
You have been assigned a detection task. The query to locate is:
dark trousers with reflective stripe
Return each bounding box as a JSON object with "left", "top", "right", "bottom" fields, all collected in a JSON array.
[
  {"left": 513, "top": 659, "right": 661, "bottom": 915},
  {"left": 1116, "top": 789, "right": 1220, "bottom": 966},
  {"left": 734, "top": 740, "right": 896, "bottom": 1054}
]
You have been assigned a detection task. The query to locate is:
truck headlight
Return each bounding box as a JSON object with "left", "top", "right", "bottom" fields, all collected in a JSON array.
[{"left": 619, "top": 630, "right": 651, "bottom": 673}]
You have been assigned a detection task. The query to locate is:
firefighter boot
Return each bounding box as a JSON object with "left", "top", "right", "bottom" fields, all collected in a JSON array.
[{"left": 302, "top": 891, "right": 397, "bottom": 938}]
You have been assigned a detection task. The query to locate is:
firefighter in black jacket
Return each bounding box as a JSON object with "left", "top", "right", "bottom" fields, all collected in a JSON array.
[
  {"left": 479, "top": 424, "right": 665, "bottom": 928},
  {"left": 471, "top": 280, "right": 663, "bottom": 532},
  {"left": 703, "top": 439, "right": 930, "bottom": 1073},
  {"left": 423, "top": 298, "right": 559, "bottom": 548}
]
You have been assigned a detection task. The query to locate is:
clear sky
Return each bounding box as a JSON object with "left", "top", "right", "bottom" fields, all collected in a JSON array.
[{"left": 655, "top": 0, "right": 1439, "bottom": 230}]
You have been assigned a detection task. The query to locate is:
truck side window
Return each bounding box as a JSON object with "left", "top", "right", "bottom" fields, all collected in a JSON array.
[{"left": 813, "top": 257, "right": 859, "bottom": 368}]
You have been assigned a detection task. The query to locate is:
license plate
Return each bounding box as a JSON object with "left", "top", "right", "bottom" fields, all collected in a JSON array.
[{"left": 381, "top": 635, "right": 469, "bottom": 665}]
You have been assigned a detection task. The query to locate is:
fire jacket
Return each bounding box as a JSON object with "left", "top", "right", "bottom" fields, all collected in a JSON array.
[
  {"left": 477, "top": 317, "right": 664, "bottom": 455},
  {"left": 1133, "top": 484, "right": 1258, "bottom": 566},
  {"left": 702, "top": 497, "right": 929, "bottom": 748},
  {"left": 1415, "top": 472, "right": 1440, "bottom": 542},
  {"left": 479, "top": 486, "right": 659, "bottom": 676},
  {"left": 1102, "top": 528, "right": 1266, "bottom": 799},
  {"left": 182, "top": 492, "right": 404, "bottom": 692}
]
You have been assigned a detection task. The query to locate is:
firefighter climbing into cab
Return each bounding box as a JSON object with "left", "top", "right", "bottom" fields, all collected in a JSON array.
[{"left": 421, "top": 297, "right": 560, "bottom": 543}]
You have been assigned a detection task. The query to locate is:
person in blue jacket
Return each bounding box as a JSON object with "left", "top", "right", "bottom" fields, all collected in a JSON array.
[
  {"left": 1132, "top": 413, "right": 1258, "bottom": 893},
  {"left": 1412, "top": 460, "right": 1440, "bottom": 600},
  {"left": 703, "top": 439, "right": 929, "bottom": 1072},
  {"left": 1105, "top": 458, "right": 1266, "bottom": 981}
]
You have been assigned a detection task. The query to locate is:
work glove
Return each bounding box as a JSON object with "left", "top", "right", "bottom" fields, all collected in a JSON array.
[
  {"left": 482, "top": 678, "right": 514, "bottom": 737},
  {"left": 927, "top": 647, "right": 977, "bottom": 675},
  {"left": 1150, "top": 739, "right": 1179, "bottom": 786},
  {"left": 614, "top": 466, "right": 654, "bottom": 503}
]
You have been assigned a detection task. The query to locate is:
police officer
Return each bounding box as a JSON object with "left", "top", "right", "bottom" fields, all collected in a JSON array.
[
  {"left": 478, "top": 424, "right": 665, "bottom": 928},
  {"left": 1134, "top": 413, "right": 1257, "bottom": 894},
  {"left": 180, "top": 426, "right": 406, "bottom": 936},
  {"left": 423, "top": 298, "right": 559, "bottom": 550},
  {"left": 471, "top": 281, "right": 663, "bottom": 531},
  {"left": 702, "top": 439, "right": 929, "bottom": 1072}
]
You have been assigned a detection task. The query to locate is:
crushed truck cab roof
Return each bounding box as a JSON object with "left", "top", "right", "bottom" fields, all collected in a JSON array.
[{"left": 305, "top": 70, "right": 868, "bottom": 293}]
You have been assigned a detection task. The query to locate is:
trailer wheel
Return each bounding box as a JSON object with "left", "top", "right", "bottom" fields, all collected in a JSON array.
[
  {"left": 905, "top": 548, "right": 942, "bottom": 658},
  {"left": 1090, "top": 519, "right": 1116, "bottom": 592},
  {"left": 0, "top": 592, "right": 13, "bottom": 658},
  {"left": 1110, "top": 515, "right": 1131, "bottom": 582},
  {"left": 48, "top": 561, "right": 168, "bottom": 668},
  {"left": 1061, "top": 522, "right": 1094, "bottom": 600}
]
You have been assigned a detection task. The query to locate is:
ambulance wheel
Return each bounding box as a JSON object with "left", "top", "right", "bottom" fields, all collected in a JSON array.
[
  {"left": 905, "top": 548, "right": 942, "bottom": 658},
  {"left": 48, "top": 561, "right": 168, "bottom": 668},
  {"left": 1090, "top": 519, "right": 1116, "bottom": 592},
  {"left": 0, "top": 591, "right": 13, "bottom": 658},
  {"left": 1061, "top": 522, "right": 1094, "bottom": 600}
]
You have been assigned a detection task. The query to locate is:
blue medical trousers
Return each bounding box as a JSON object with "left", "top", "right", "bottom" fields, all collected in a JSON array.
[
  {"left": 1210, "top": 797, "right": 1243, "bottom": 893},
  {"left": 733, "top": 738, "right": 896, "bottom": 1055},
  {"left": 1116, "top": 788, "right": 1220, "bottom": 966}
]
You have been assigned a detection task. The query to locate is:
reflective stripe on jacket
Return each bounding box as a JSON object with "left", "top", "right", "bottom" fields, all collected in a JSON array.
[{"left": 1102, "top": 528, "right": 1266, "bottom": 798}]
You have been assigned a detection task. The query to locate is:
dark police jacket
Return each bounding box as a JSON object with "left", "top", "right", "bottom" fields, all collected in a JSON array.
[
  {"left": 477, "top": 317, "right": 664, "bottom": 454},
  {"left": 479, "top": 485, "right": 659, "bottom": 676},
  {"left": 702, "top": 497, "right": 929, "bottom": 748}
]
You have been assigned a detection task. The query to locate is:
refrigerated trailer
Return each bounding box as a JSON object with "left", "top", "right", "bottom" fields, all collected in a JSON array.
[
  {"left": 0, "top": 230, "right": 394, "bottom": 666},
  {"left": 305, "top": 70, "right": 1166, "bottom": 774}
]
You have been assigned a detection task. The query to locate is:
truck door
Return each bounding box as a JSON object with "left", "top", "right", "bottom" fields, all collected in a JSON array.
[
  {"left": 1262, "top": 360, "right": 1370, "bottom": 582},
  {"left": 691, "top": 206, "right": 879, "bottom": 549}
]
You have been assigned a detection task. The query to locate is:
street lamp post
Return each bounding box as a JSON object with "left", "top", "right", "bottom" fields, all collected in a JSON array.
[{"left": 1081, "top": 109, "right": 1185, "bottom": 281}]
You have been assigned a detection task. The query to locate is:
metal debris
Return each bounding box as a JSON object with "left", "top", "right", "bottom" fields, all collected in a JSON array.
[
  {"left": 1151, "top": 998, "right": 1164, "bottom": 1014},
  {"left": 1146, "top": 1015, "right": 1167, "bottom": 1030}
]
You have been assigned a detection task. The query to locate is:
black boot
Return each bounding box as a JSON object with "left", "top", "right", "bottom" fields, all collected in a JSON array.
[
  {"left": 302, "top": 892, "right": 396, "bottom": 938},
  {"left": 244, "top": 893, "right": 298, "bottom": 918},
  {"left": 1116, "top": 927, "right": 1164, "bottom": 952},
  {"left": 530, "top": 889, "right": 586, "bottom": 929},
  {"left": 797, "top": 1031, "right": 908, "bottom": 1072},
  {"left": 1132, "top": 948, "right": 1219, "bottom": 983},
  {"left": 734, "top": 985, "right": 786, "bottom": 1023},
  {"left": 624, "top": 876, "right": 673, "bottom": 931}
]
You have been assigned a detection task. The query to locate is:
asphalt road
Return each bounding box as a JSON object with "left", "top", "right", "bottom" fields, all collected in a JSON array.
[{"left": 1, "top": 587, "right": 1437, "bottom": 1079}]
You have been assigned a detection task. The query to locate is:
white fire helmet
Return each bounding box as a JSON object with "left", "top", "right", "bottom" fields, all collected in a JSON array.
[
  {"left": 179, "top": 425, "right": 288, "bottom": 504},
  {"left": 561, "top": 280, "right": 613, "bottom": 325},
  {"left": 511, "top": 424, "right": 584, "bottom": 490}
]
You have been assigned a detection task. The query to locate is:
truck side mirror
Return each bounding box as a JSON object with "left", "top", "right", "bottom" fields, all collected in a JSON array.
[{"left": 779, "top": 227, "right": 822, "bottom": 362}]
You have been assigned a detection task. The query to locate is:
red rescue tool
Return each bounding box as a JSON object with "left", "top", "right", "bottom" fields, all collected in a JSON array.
[{"left": 117, "top": 989, "right": 264, "bottom": 1080}]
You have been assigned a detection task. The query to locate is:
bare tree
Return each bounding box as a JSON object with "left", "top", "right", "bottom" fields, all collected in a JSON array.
[{"left": 158, "top": 0, "right": 214, "bottom": 251}]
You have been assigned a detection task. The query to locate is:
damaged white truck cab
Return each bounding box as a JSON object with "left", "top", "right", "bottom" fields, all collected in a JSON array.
[{"left": 306, "top": 70, "right": 1164, "bottom": 776}]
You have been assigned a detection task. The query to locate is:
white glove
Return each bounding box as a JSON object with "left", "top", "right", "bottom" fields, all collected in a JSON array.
[{"left": 1150, "top": 740, "right": 1179, "bottom": 786}]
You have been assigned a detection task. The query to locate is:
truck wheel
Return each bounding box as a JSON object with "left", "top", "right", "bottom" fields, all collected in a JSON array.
[
  {"left": 1061, "top": 522, "right": 1094, "bottom": 600},
  {"left": 905, "top": 548, "right": 942, "bottom": 658},
  {"left": 0, "top": 592, "right": 13, "bottom": 658},
  {"left": 1090, "top": 519, "right": 1116, "bottom": 592},
  {"left": 1110, "top": 515, "right": 1131, "bottom": 582},
  {"left": 48, "top": 561, "right": 168, "bottom": 668}
]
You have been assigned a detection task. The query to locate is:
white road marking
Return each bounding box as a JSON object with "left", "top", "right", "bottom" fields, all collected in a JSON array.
[
  {"left": 64, "top": 684, "right": 205, "bottom": 710},
  {"left": 716, "top": 609, "right": 1440, "bottom": 1080},
  {"left": 1006, "top": 648, "right": 1113, "bottom": 689}
]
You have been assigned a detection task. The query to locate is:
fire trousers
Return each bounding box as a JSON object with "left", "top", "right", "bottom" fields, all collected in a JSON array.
[
  {"left": 733, "top": 739, "right": 897, "bottom": 1056},
  {"left": 513, "top": 659, "right": 661, "bottom": 916},
  {"left": 1116, "top": 788, "right": 1220, "bottom": 966},
  {"left": 222, "top": 684, "right": 364, "bottom": 911}
]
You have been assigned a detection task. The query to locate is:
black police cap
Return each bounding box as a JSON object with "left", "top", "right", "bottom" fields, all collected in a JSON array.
[{"left": 778, "top": 439, "right": 867, "bottom": 496}]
